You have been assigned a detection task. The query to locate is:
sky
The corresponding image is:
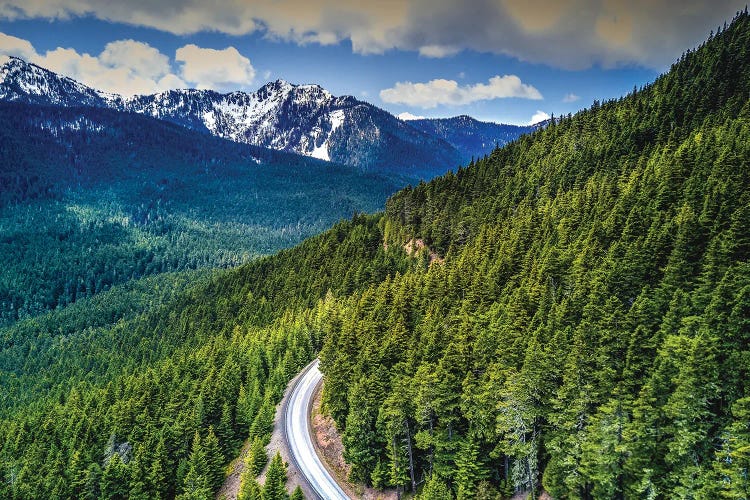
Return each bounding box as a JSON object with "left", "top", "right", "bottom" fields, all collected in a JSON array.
[{"left": 0, "top": 0, "right": 745, "bottom": 125}]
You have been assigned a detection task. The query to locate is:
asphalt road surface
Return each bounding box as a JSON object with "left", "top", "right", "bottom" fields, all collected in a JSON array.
[{"left": 284, "top": 359, "right": 350, "bottom": 500}]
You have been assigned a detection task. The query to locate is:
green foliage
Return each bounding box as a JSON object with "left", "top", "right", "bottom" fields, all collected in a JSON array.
[
  {"left": 419, "top": 474, "right": 454, "bottom": 500},
  {"left": 246, "top": 437, "right": 269, "bottom": 477},
  {"left": 290, "top": 485, "right": 305, "bottom": 500},
  {"left": 262, "top": 452, "right": 289, "bottom": 500},
  {"left": 0, "top": 209, "right": 408, "bottom": 499},
  {"left": 238, "top": 472, "right": 263, "bottom": 500},
  {"left": 318, "top": 11, "right": 750, "bottom": 499},
  {"left": 0, "top": 101, "right": 404, "bottom": 326}
]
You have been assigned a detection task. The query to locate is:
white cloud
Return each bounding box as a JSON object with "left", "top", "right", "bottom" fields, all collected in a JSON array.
[
  {"left": 418, "top": 44, "right": 459, "bottom": 58},
  {"left": 563, "top": 93, "right": 580, "bottom": 102},
  {"left": 0, "top": 35, "right": 187, "bottom": 95},
  {"left": 175, "top": 44, "right": 255, "bottom": 90},
  {"left": 397, "top": 112, "right": 425, "bottom": 120},
  {"left": 529, "top": 110, "right": 551, "bottom": 124},
  {"left": 0, "top": 32, "right": 37, "bottom": 60},
  {"left": 40, "top": 40, "right": 186, "bottom": 96},
  {"left": 380, "top": 75, "right": 542, "bottom": 109},
  {"left": 0, "top": 0, "right": 741, "bottom": 69},
  {"left": 0, "top": 32, "right": 257, "bottom": 95}
]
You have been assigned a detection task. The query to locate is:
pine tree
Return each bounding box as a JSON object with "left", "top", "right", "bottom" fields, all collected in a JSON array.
[
  {"left": 713, "top": 396, "right": 750, "bottom": 498},
  {"left": 290, "top": 485, "right": 305, "bottom": 500},
  {"left": 217, "top": 401, "right": 235, "bottom": 454},
  {"left": 455, "top": 437, "right": 490, "bottom": 500},
  {"left": 179, "top": 431, "right": 211, "bottom": 499},
  {"left": 342, "top": 376, "right": 381, "bottom": 484},
  {"left": 249, "top": 396, "right": 276, "bottom": 440},
  {"left": 204, "top": 426, "right": 225, "bottom": 491},
  {"left": 262, "top": 452, "right": 289, "bottom": 500},
  {"left": 419, "top": 474, "right": 454, "bottom": 499},
  {"left": 100, "top": 453, "right": 130, "bottom": 500},
  {"left": 238, "top": 473, "right": 263, "bottom": 500},
  {"left": 246, "top": 436, "right": 269, "bottom": 476},
  {"left": 148, "top": 434, "right": 170, "bottom": 499}
]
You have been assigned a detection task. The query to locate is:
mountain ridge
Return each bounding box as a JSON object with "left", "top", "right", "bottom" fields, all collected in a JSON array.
[{"left": 0, "top": 56, "right": 534, "bottom": 176}]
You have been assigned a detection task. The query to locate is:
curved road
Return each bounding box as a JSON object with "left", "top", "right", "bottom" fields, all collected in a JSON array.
[{"left": 284, "top": 359, "right": 350, "bottom": 500}]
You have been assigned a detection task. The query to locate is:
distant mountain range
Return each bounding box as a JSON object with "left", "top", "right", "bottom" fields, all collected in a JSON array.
[
  {"left": 407, "top": 115, "right": 546, "bottom": 161},
  {"left": 0, "top": 56, "right": 539, "bottom": 177}
]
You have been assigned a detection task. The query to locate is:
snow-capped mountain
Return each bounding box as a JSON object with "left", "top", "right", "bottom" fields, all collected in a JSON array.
[
  {"left": 122, "top": 80, "right": 465, "bottom": 174},
  {"left": 0, "top": 56, "right": 536, "bottom": 176},
  {"left": 0, "top": 55, "right": 116, "bottom": 107}
]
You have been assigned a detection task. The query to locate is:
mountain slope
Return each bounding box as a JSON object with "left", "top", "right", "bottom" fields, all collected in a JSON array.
[
  {"left": 0, "top": 100, "right": 402, "bottom": 324},
  {"left": 407, "top": 115, "right": 540, "bottom": 162},
  {"left": 4, "top": 10, "right": 750, "bottom": 500},
  {"left": 0, "top": 57, "right": 535, "bottom": 176},
  {"left": 0, "top": 55, "right": 115, "bottom": 106}
]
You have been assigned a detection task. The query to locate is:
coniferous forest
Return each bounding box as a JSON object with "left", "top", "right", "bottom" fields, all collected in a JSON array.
[{"left": 1, "top": 10, "right": 750, "bottom": 500}]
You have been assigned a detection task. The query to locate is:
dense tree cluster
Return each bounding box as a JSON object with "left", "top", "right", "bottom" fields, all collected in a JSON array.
[
  {"left": 318, "top": 12, "right": 750, "bottom": 499},
  {"left": 0, "top": 213, "right": 410, "bottom": 498}
]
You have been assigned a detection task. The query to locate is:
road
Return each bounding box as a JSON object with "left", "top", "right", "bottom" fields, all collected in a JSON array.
[{"left": 284, "top": 359, "right": 350, "bottom": 500}]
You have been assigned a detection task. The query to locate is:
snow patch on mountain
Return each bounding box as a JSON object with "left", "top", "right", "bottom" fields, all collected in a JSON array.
[{"left": 309, "top": 109, "right": 346, "bottom": 161}]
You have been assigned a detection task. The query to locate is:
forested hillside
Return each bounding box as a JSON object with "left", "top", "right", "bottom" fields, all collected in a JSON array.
[
  {"left": 0, "top": 102, "right": 403, "bottom": 325},
  {"left": 319, "top": 12, "right": 750, "bottom": 499},
  {"left": 0, "top": 214, "right": 414, "bottom": 498},
  {"left": 1, "top": 10, "right": 749, "bottom": 500}
]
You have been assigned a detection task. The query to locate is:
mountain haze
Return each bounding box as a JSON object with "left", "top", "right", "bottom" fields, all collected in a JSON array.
[{"left": 0, "top": 100, "right": 402, "bottom": 324}]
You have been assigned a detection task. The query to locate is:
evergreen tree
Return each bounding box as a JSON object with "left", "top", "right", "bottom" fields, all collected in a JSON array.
[
  {"left": 246, "top": 436, "right": 269, "bottom": 476},
  {"left": 419, "top": 474, "right": 454, "bottom": 500},
  {"left": 262, "top": 452, "right": 289, "bottom": 500},
  {"left": 99, "top": 453, "right": 129, "bottom": 500},
  {"left": 238, "top": 474, "right": 263, "bottom": 500}
]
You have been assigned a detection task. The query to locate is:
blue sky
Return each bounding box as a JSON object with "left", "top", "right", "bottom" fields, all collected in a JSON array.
[{"left": 0, "top": 1, "right": 744, "bottom": 125}]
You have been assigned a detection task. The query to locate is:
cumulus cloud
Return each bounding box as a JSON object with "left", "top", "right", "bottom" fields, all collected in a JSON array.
[
  {"left": 0, "top": 36, "right": 185, "bottom": 95},
  {"left": 176, "top": 45, "right": 255, "bottom": 90},
  {"left": 0, "top": 0, "right": 742, "bottom": 69},
  {"left": 41, "top": 40, "right": 187, "bottom": 96},
  {"left": 0, "top": 32, "right": 37, "bottom": 60},
  {"left": 562, "top": 93, "right": 580, "bottom": 102},
  {"left": 529, "top": 110, "right": 551, "bottom": 124},
  {"left": 0, "top": 33, "right": 257, "bottom": 95},
  {"left": 380, "top": 75, "right": 542, "bottom": 109}
]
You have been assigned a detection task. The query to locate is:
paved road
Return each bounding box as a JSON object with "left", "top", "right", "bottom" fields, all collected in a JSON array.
[{"left": 284, "top": 359, "right": 350, "bottom": 500}]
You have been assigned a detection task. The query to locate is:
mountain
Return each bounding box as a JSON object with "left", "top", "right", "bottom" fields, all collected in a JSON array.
[
  {"left": 0, "top": 54, "right": 115, "bottom": 107},
  {"left": 6, "top": 12, "right": 750, "bottom": 500},
  {"left": 406, "top": 114, "right": 540, "bottom": 162},
  {"left": 0, "top": 56, "right": 534, "bottom": 177},
  {"left": 0, "top": 99, "right": 403, "bottom": 324},
  {"left": 124, "top": 81, "right": 466, "bottom": 176}
]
